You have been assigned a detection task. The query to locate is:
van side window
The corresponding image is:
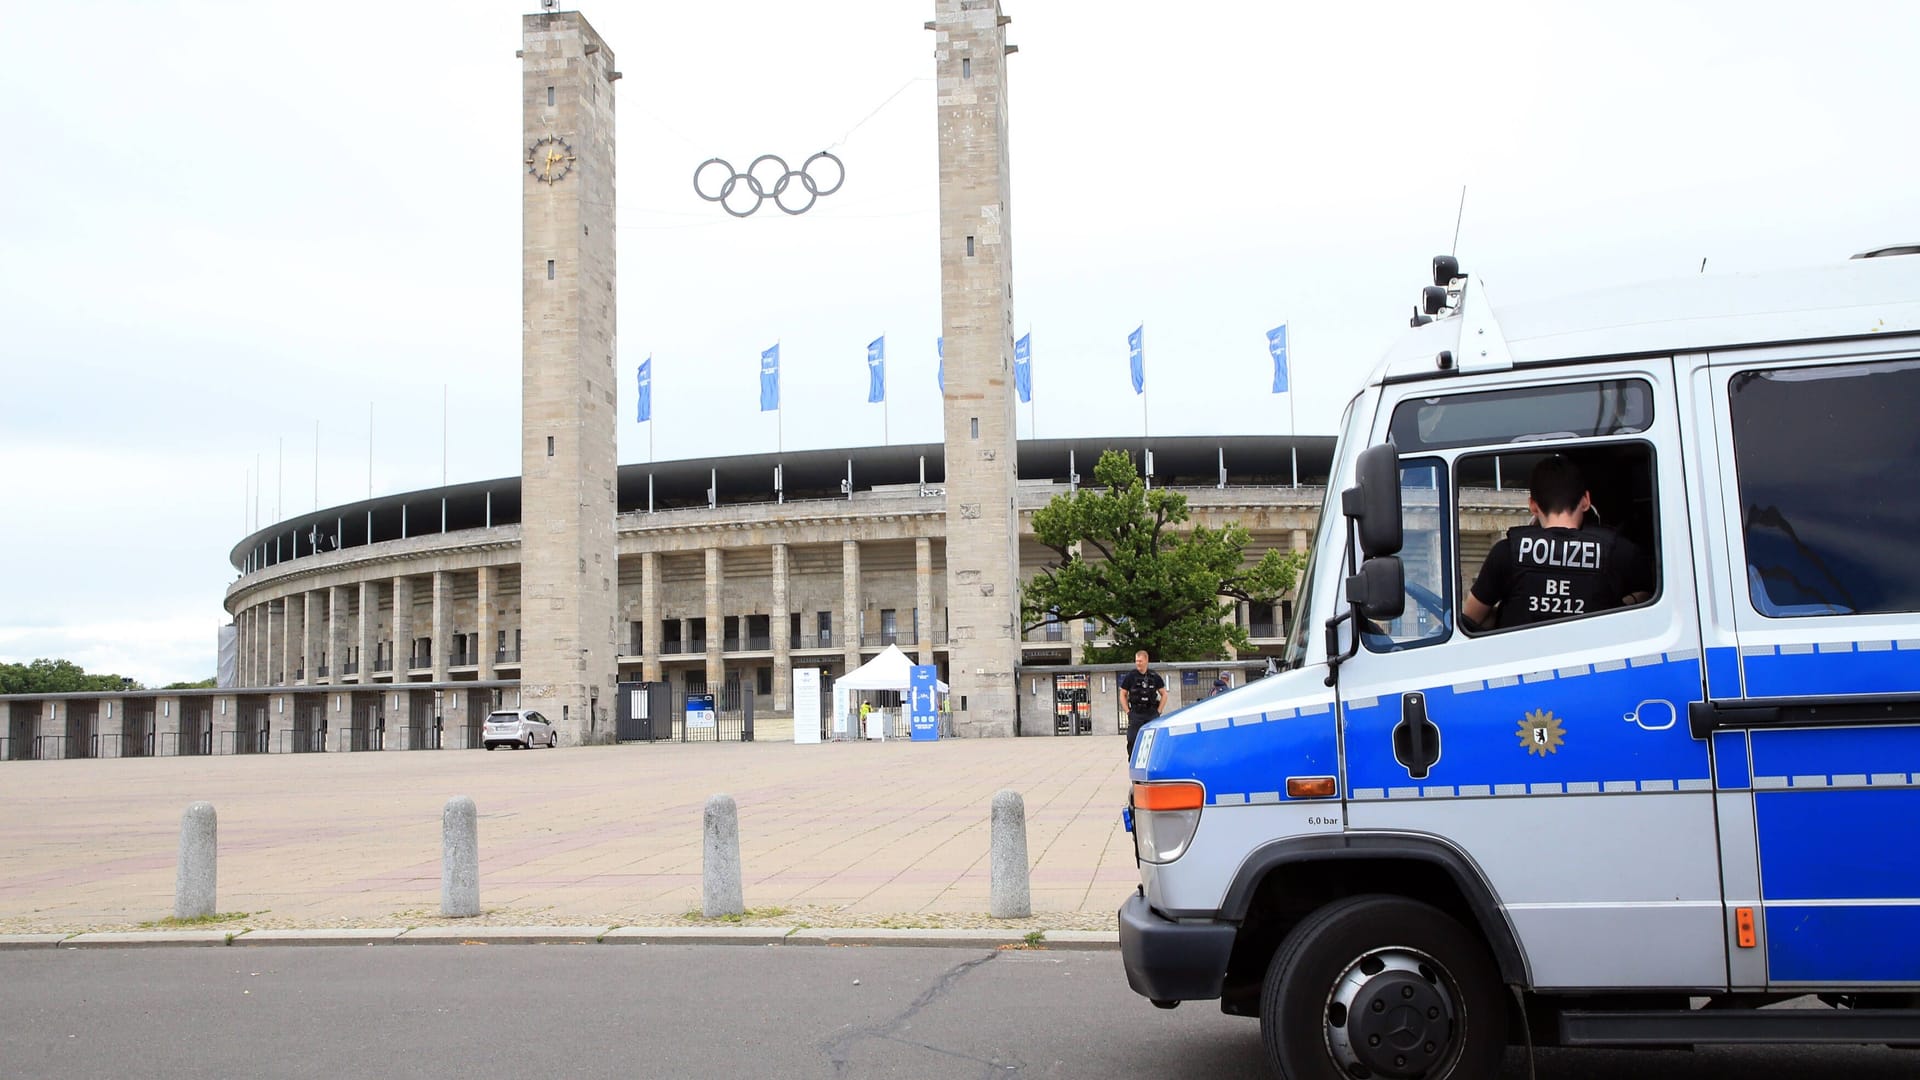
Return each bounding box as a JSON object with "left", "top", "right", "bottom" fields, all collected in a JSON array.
[
  {"left": 1389, "top": 379, "right": 1652, "bottom": 452},
  {"left": 1455, "top": 442, "right": 1660, "bottom": 633},
  {"left": 1363, "top": 458, "right": 1452, "bottom": 652},
  {"left": 1730, "top": 358, "right": 1920, "bottom": 616}
]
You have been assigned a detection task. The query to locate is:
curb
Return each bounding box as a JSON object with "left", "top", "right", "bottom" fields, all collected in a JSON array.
[{"left": 12, "top": 926, "right": 1121, "bottom": 951}]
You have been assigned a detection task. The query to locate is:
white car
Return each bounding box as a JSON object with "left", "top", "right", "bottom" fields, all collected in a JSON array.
[{"left": 482, "top": 709, "right": 556, "bottom": 750}]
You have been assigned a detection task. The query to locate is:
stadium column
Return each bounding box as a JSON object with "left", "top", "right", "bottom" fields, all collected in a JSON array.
[
  {"left": 704, "top": 547, "right": 723, "bottom": 703},
  {"left": 640, "top": 551, "right": 659, "bottom": 683},
  {"left": 841, "top": 540, "right": 861, "bottom": 676},
  {"left": 916, "top": 537, "right": 934, "bottom": 665},
  {"left": 519, "top": 10, "right": 620, "bottom": 745},
  {"left": 266, "top": 600, "right": 279, "bottom": 686},
  {"left": 431, "top": 571, "right": 450, "bottom": 683},
  {"left": 931, "top": 0, "right": 1021, "bottom": 736},
  {"left": 301, "top": 592, "right": 315, "bottom": 681},
  {"left": 287, "top": 594, "right": 303, "bottom": 683},
  {"left": 477, "top": 567, "right": 497, "bottom": 681},
  {"left": 392, "top": 575, "right": 414, "bottom": 678},
  {"left": 329, "top": 585, "right": 349, "bottom": 685},
  {"left": 771, "top": 543, "right": 790, "bottom": 712},
  {"left": 356, "top": 580, "right": 375, "bottom": 685}
]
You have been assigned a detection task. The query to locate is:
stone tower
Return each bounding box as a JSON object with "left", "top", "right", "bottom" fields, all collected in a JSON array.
[
  {"left": 930, "top": 0, "right": 1020, "bottom": 737},
  {"left": 519, "top": 11, "right": 620, "bottom": 745}
]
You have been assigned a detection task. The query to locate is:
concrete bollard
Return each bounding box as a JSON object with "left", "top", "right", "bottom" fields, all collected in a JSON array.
[
  {"left": 990, "top": 789, "right": 1031, "bottom": 919},
  {"left": 175, "top": 801, "right": 217, "bottom": 921},
  {"left": 442, "top": 795, "right": 479, "bottom": 918},
  {"left": 703, "top": 794, "right": 744, "bottom": 918}
]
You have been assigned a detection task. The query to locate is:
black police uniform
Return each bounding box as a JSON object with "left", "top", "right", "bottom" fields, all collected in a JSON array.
[
  {"left": 1119, "top": 668, "right": 1166, "bottom": 756},
  {"left": 1470, "top": 524, "right": 1644, "bottom": 630}
]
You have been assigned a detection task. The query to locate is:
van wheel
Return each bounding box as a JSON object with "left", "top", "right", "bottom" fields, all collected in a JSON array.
[{"left": 1260, "top": 894, "right": 1504, "bottom": 1080}]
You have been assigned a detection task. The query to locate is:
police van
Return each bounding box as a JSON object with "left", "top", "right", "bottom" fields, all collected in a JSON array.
[{"left": 1119, "top": 248, "right": 1920, "bottom": 1078}]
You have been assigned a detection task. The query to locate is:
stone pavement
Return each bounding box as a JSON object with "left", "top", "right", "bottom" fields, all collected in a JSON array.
[{"left": 0, "top": 735, "right": 1143, "bottom": 938}]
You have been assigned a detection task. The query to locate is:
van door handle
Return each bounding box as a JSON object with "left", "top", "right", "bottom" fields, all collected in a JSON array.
[{"left": 1393, "top": 691, "right": 1441, "bottom": 780}]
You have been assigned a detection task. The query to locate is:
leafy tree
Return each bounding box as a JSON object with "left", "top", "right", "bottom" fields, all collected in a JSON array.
[
  {"left": 0, "top": 658, "right": 143, "bottom": 694},
  {"left": 161, "top": 677, "right": 218, "bottom": 690},
  {"left": 1022, "top": 450, "right": 1305, "bottom": 663}
]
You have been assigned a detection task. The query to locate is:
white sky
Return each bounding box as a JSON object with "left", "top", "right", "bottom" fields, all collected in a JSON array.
[{"left": 1, "top": 0, "right": 1913, "bottom": 685}]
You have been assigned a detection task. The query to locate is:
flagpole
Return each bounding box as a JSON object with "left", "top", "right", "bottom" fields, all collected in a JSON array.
[
  {"left": 777, "top": 339, "right": 783, "bottom": 454},
  {"left": 1289, "top": 321, "right": 1299, "bottom": 487}
]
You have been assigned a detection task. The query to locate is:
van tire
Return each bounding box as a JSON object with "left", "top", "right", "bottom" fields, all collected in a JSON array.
[{"left": 1259, "top": 893, "right": 1504, "bottom": 1080}]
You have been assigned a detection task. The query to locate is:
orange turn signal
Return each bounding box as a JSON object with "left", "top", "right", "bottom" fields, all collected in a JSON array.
[
  {"left": 1736, "top": 907, "right": 1756, "bottom": 948},
  {"left": 1133, "top": 781, "right": 1205, "bottom": 812},
  {"left": 1286, "top": 776, "right": 1339, "bottom": 799}
]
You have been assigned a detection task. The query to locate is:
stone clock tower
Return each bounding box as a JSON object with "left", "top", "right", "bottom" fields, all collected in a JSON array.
[{"left": 518, "top": 10, "right": 620, "bottom": 745}]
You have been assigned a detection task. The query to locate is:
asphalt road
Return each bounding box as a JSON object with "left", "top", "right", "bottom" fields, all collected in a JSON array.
[{"left": 0, "top": 945, "right": 1912, "bottom": 1079}]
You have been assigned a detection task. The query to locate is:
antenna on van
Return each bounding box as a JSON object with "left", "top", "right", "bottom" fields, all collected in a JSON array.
[{"left": 1450, "top": 186, "right": 1467, "bottom": 257}]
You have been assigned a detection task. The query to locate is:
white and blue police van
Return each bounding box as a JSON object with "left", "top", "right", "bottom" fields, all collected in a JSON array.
[{"left": 1119, "top": 247, "right": 1920, "bottom": 1078}]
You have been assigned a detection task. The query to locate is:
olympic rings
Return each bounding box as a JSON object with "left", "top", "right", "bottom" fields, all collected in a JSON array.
[{"left": 693, "top": 151, "right": 846, "bottom": 217}]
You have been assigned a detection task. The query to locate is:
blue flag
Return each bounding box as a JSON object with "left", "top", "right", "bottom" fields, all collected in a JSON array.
[
  {"left": 867, "top": 336, "right": 886, "bottom": 403},
  {"left": 1013, "top": 333, "right": 1032, "bottom": 403},
  {"left": 1128, "top": 325, "right": 1145, "bottom": 395},
  {"left": 760, "top": 344, "right": 780, "bottom": 412},
  {"left": 636, "top": 357, "right": 653, "bottom": 422},
  {"left": 936, "top": 336, "right": 944, "bottom": 392},
  {"left": 1267, "top": 324, "right": 1289, "bottom": 394}
]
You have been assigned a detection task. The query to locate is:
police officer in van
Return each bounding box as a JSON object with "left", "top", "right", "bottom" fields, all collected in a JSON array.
[
  {"left": 1118, "top": 650, "right": 1168, "bottom": 756},
  {"left": 1464, "top": 455, "right": 1652, "bottom": 631}
]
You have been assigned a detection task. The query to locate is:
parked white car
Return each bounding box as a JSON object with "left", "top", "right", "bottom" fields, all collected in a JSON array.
[{"left": 482, "top": 709, "right": 555, "bottom": 750}]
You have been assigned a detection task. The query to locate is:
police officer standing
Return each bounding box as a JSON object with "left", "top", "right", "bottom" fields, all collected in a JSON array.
[
  {"left": 1118, "top": 650, "right": 1168, "bottom": 757},
  {"left": 1464, "top": 455, "right": 1652, "bottom": 631}
]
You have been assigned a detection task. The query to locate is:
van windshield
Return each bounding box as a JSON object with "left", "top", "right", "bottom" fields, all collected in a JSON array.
[{"left": 1283, "top": 394, "right": 1361, "bottom": 669}]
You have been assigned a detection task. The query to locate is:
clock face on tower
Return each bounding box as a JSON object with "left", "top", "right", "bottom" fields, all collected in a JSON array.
[{"left": 527, "top": 136, "right": 575, "bottom": 184}]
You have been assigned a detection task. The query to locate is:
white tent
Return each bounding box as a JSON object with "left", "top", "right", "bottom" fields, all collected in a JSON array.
[{"left": 836, "top": 644, "right": 949, "bottom": 693}]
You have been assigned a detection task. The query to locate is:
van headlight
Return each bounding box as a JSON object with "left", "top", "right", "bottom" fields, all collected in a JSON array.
[{"left": 1132, "top": 781, "right": 1204, "bottom": 864}]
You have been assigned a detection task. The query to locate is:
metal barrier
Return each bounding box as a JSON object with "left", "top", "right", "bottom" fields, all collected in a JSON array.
[
  {"left": 645, "top": 686, "right": 755, "bottom": 743},
  {"left": 34, "top": 735, "right": 67, "bottom": 760},
  {"left": 276, "top": 728, "right": 327, "bottom": 754},
  {"left": 222, "top": 728, "right": 272, "bottom": 755}
]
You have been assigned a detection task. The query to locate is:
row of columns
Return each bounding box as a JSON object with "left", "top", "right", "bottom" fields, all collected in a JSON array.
[
  {"left": 237, "top": 567, "right": 505, "bottom": 690},
  {"left": 629, "top": 537, "right": 940, "bottom": 715},
  {"left": 237, "top": 537, "right": 947, "bottom": 714}
]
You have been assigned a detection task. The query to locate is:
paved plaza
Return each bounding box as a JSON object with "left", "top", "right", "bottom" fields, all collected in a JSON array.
[{"left": 0, "top": 736, "right": 1141, "bottom": 936}]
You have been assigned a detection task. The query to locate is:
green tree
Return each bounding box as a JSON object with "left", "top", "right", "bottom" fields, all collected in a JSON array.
[
  {"left": 161, "top": 677, "right": 218, "bottom": 690},
  {"left": 1022, "top": 450, "right": 1305, "bottom": 663},
  {"left": 0, "top": 658, "right": 142, "bottom": 694}
]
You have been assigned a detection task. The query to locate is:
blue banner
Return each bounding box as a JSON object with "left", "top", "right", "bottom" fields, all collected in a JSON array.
[
  {"left": 1128, "top": 325, "right": 1145, "bottom": 395},
  {"left": 867, "top": 336, "right": 886, "bottom": 403},
  {"left": 760, "top": 344, "right": 780, "bottom": 412},
  {"left": 636, "top": 357, "right": 652, "bottom": 423},
  {"left": 936, "top": 336, "right": 944, "bottom": 392},
  {"left": 1013, "top": 333, "right": 1032, "bottom": 403},
  {"left": 909, "top": 664, "right": 940, "bottom": 741},
  {"left": 1267, "top": 324, "right": 1289, "bottom": 394}
]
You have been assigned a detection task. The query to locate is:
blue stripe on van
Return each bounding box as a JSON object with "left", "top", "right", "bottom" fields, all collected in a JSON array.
[
  {"left": 1712, "top": 730, "right": 1749, "bottom": 790},
  {"left": 1755, "top": 787, "right": 1920, "bottom": 901},
  {"left": 1741, "top": 641, "right": 1920, "bottom": 698},
  {"left": 1341, "top": 653, "right": 1709, "bottom": 796},
  {"left": 1764, "top": 904, "right": 1920, "bottom": 984},
  {"left": 1705, "top": 646, "right": 1741, "bottom": 699},
  {"left": 1750, "top": 725, "right": 1920, "bottom": 785}
]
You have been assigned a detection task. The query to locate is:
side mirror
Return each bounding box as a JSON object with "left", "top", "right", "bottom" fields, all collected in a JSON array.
[
  {"left": 1341, "top": 444, "right": 1403, "bottom": 558},
  {"left": 1346, "top": 556, "right": 1405, "bottom": 621}
]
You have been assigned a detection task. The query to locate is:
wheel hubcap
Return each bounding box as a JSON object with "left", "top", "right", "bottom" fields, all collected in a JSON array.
[{"left": 1325, "top": 948, "right": 1459, "bottom": 1079}]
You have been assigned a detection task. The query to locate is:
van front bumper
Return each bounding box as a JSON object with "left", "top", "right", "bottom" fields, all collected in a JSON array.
[{"left": 1118, "top": 893, "right": 1237, "bottom": 1002}]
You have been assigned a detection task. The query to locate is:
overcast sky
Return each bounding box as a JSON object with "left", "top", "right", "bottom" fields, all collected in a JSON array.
[{"left": 1, "top": 0, "right": 1913, "bottom": 685}]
